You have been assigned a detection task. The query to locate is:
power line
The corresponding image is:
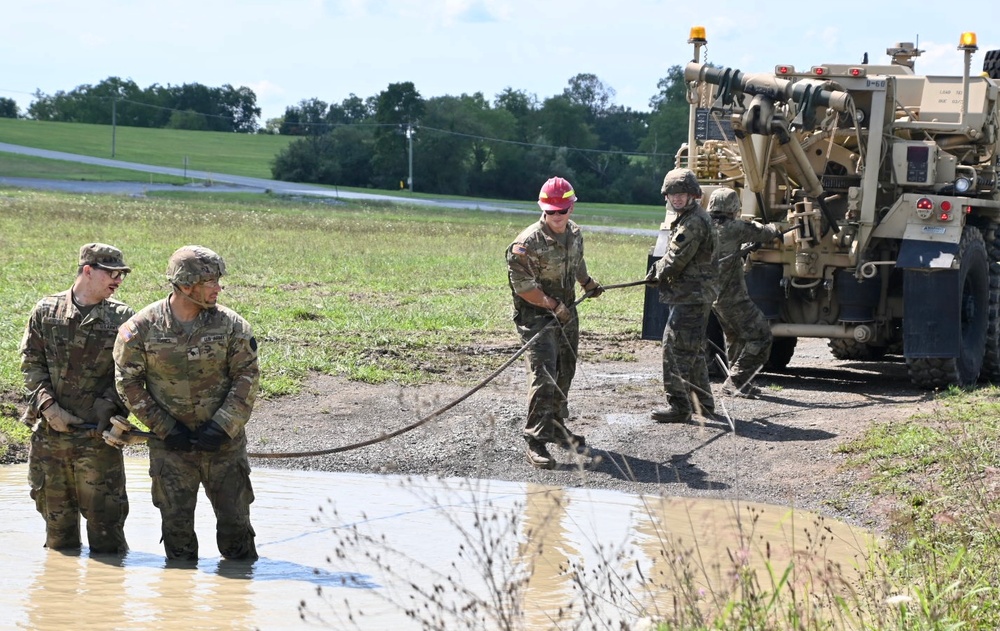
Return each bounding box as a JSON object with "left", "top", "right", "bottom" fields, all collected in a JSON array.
[{"left": 417, "top": 125, "right": 673, "bottom": 158}]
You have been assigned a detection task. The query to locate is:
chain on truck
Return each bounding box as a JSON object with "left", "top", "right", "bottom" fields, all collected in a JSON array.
[{"left": 642, "top": 27, "right": 1000, "bottom": 389}]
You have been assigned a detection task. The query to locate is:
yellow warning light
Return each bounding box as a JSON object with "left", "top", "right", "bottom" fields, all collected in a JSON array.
[
  {"left": 688, "top": 26, "right": 707, "bottom": 44},
  {"left": 959, "top": 32, "right": 978, "bottom": 50}
]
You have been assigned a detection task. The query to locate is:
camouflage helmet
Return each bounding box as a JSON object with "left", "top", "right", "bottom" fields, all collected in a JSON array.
[
  {"left": 707, "top": 187, "right": 741, "bottom": 218},
  {"left": 166, "top": 245, "right": 226, "bottom": 286},
  {"left": 660, "top": 168, "right": 702, "bottom": 196}
]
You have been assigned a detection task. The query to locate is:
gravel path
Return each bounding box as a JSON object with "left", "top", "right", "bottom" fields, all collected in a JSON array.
[{"left": 245, "top": 337, "right": 930, "bottom": 533}]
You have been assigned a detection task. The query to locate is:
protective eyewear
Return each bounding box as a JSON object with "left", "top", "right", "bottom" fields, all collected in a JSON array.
[
  {"left": 543, "top": 208, "right": 571, "bottom": 216},
  {"left": 94, "top": 266, "right": 129, "bottom": 280}
]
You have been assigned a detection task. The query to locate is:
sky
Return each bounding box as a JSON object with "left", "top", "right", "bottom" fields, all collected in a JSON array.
[{"left": 2, "top": 0, "right": 998, "bottom": 125}]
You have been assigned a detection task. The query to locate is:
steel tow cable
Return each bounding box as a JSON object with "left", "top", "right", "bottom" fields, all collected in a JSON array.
[{"left": 247, "top": 280, "right": 650, "bottom": 459}]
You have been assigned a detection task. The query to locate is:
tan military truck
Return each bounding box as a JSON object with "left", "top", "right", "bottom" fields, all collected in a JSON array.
[{"left": 643, "top": 28, "right": 1000, "bottom": 389}]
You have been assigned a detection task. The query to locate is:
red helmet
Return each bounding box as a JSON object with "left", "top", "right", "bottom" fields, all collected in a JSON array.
[{"left": 538, "top": 177, "right": 577, "bottom": 211}]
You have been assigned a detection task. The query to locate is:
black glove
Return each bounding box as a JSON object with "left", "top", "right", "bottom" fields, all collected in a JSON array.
[
  {"left": 88, "top": 398, "right": 119, "bottom": 439},
  {"left": 195, "top": 421, "right": 231, "bottom": 452},
  {"left": 583, "top": 277, "right": 604, "bottom": 298},
  {"left": 163, "top": 424, "right": 194, "bottom": 451},
  {"left": 551, "top": 301, "right": 573, "bottom": 325}
]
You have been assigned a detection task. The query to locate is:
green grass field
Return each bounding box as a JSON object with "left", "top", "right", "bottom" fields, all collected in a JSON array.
[
  {"left": 0, "top": 188, "right": 654, "bottom": 403},
  {"left": 0, "top": 117, "right": 294, "bottom": 179}
]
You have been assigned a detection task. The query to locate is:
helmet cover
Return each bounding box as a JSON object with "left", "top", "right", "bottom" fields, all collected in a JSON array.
[{"left": 166, "top": 245, "right": 226, "bottom": 286}]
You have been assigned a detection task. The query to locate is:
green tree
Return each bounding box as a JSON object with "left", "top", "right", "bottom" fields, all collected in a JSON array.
[
  {"left": 415, "top": 93, "right": 520, "bottom": 196},
  {"left": 0, "top": 97, "right": 18, "bottom": 118},
  {"left": 371, "top": 82, "right": 424, "bottom": 190},
  {"left": 166, "top": 109, "right": 208, "bottom": 130},
  {"left": 494, "top": 87, "right": 538, "bottom": 141},
  {"left": 327, "top": 94, "right": 372, "bottom": 125},
  {"left": 563, "top": 73, "right": 615, "bottom": 118},
  {"left": 280, "top": 98, "right": 330, "bottom": 136},
  {"left": 271, "top": 125, "right": 374, "bottom": 186},
  {"left": 27, "top": 77, "right": 260, "bottom": 132},
  {"left": 641, "top": 64, "right": 689, "bottom": 175}
]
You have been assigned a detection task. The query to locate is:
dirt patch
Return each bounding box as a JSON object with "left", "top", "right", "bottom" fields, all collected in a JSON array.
[{"left": 245, "top": 336, "right": 930, "bottom": 534}]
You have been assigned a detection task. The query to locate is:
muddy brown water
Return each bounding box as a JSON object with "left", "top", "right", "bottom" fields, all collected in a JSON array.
[{"left": 0, "top": 458, "right": 874, "bottom": 629}]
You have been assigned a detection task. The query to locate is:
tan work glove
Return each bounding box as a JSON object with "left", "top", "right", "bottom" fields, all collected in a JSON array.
[
  {"left": 644, "top": 265, "right": 659, "bottom": 287},
  {"left": 41, "top": 402, "right": 86, "bottom": 433},
  {"left": 583, "top": 277, "right": 604, "bottom": 298},
  {"left": 103, "top": 416, "right": 146, "bottom": 448},
  {"left": 88, "top": 398, "right": 119, "bottom": 439},
  {"left": 551, "top": 301, "right": 573, "bottom": 325}
]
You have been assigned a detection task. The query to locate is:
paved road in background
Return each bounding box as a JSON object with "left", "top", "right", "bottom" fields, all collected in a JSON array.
[{"left": 0, "top": 142, "right": 659, "bottom": 237}]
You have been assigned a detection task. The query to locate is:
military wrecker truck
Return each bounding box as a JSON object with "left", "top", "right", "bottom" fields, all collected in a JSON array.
[{"left": 642, "top": 28, "right": 1000, "bottom": 389}]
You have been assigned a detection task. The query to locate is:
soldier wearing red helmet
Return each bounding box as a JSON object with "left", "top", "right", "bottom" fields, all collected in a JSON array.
[{"left": 506, "top": 177, "right": 604, "bottom": 469}]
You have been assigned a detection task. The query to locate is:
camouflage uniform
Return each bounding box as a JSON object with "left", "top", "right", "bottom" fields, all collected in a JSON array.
[
  {"left": 19, "top": 245, "right": 134, "bottom": 554},
  {"left": 710, "top": 188, "right": 782, "bottom": 391},
  {"left": 507, "top": 219, "right": 591, "bottom": 443},
  {"left": 648, "top": 170, "right": 719, "bottom": 419},
  {"left": 114, "top": 248, "right": 260, "bottom": 562}
]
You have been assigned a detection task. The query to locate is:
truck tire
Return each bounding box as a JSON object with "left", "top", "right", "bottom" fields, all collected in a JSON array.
[
  {"left": 979, "top": 222, "right": 1000, "bottom": 383},
  {"left": 764, "top": 336, "right": 797, "bottom": 371},
  {"left": 984, "top": 50, "right": 1000, "bottom": 80},
  {"left": 828, "top": 338, "right": 888, "bottom": 361},
  {"left": 906, "top": 226, "right": 990, "bottom": 388}
]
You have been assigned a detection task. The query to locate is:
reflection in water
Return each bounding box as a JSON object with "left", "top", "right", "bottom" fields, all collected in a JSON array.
[
  {"left": 520, "top": 485, "right": 577, "bottom": 629},
  {"left": 0, "top": 458, "right": 875, "bottom": 630}
]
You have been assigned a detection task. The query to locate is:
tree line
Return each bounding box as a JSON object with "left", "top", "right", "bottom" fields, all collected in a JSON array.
[
  {"left": 272, "top": 70, "right": 690, "bottom": 205},
  {"left": 15, "top": 77, "right": 260, "bottom": 133},
  {"left": 8, "top": 70, "right": 692, "bottom": 204}
]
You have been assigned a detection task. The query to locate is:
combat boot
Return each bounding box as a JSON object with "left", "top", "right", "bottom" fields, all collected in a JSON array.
[
  {"left": 722, "top": 378, "right": 761, "bottom": 399},
  {"left": 549, "top": 421, "right": 586, "bottom": 452},
  {"left": 651, "top": 406, "right": 692, "bottom": 423},
  {"left": 555, "top": 431, "right": 586, "bottom": 453},
  {"left": 525, "top": 438, "right": 556, "bottom": 469}
]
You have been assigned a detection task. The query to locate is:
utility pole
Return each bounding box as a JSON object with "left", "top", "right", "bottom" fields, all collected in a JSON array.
[
  {"left": 111, "top": 97, "right": 117, "bottom": 158},
  {"left": 405, "top": 124, "right": 414, "bottom": 193}
]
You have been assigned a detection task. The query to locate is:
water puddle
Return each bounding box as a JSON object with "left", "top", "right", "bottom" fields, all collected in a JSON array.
[{"left": 0, "top": 458, "right": 875, "bottom": 629}]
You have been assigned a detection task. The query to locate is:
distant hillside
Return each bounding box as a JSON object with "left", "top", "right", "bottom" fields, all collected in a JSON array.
[{"left": 0, "top": 118, "right": 294, "bottom": 180}]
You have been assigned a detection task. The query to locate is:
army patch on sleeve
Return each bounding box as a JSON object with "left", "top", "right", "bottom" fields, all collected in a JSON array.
[
  {"left": 512, "top": 243, "right": 527, "bottom": 256},
  {"left": 119, "top": 321, "right": 137, "bottom": 342}
]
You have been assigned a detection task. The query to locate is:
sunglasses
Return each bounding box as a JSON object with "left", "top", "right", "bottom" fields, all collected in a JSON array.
[
  {"left": 93, "top": 265, "right": 129, "bottom": 280},
  {"left": 543, "top": 208, "right": 571, "bottom": 216}
]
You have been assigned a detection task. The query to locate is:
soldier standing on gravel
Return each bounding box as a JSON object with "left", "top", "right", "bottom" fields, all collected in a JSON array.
[
  {"left": 19, "top": 243, "right": 134, "bottom": 554},
  {"left": 709, "top": 187, "right": 783, "bottom": 398},
  {"left": 506, "top": 176, "right": 604, "bottom": 469},
  {"left": 645, "top": 168, "right": 719, "bottom": 424},
  {"left": 114, "top": 245, "right": 260, "bottom": 562}
]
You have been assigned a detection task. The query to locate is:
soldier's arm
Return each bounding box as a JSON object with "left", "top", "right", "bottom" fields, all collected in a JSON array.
[
  {"left": 210, "top": 318, "right": 260, "bottom": 437},
  {"left": 658, "top": 223, "right": 703, "bottom": 279},
  {"left": 113, "top": 320, "right": 179, "bottom": 438},
  {"left": 507, "top": 240, "right": 559, "bottom": 309},
  {"left": 100, "top": 306, "right": 136, "bottom": 412},
  {"left": 743, "top": 220, "right": 783, "bottom": 245},
  {"left": 18, "top": 305, "right": 56, "bottom": 412},
  {"left": 506, "top": 241, "right": 539, "bottom": 290}
]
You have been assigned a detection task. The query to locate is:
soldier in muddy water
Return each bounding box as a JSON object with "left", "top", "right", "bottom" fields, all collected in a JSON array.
[
  {"left": 19, "top": 242, "right": 134, "bottom": 554},
  {"left": 114, "top": 245, "right": 260, "bottom": 563}
]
